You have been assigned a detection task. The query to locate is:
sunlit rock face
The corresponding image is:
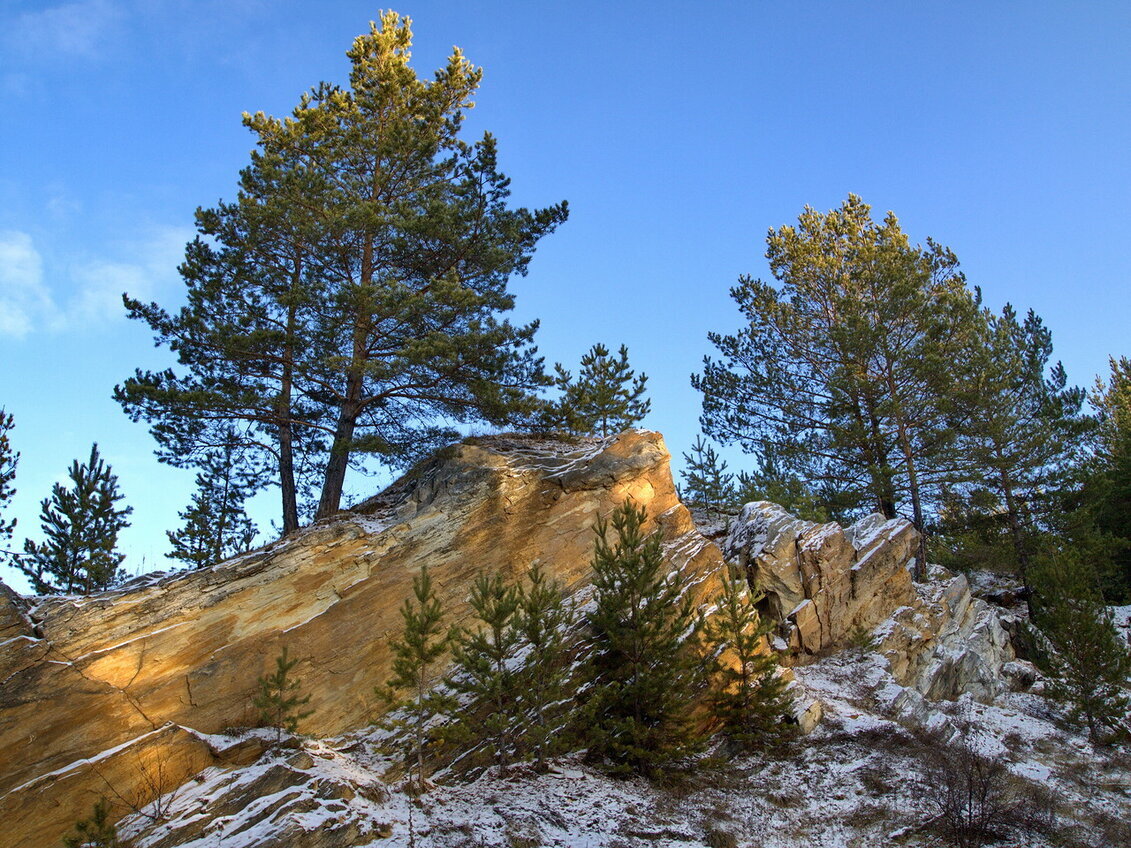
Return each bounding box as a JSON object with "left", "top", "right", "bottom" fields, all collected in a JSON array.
[
  {"left": 0, "top": 430, "right": 726, "bottom": 848},
  {"left": 0, "top": 433, "right": 1017, "bottom": 848},
  {"left": 723, "top": 502, "right": 1015, "bottom": 700},
  {"left": 723, "top": 502, "right": 919, "bottom": 659}
]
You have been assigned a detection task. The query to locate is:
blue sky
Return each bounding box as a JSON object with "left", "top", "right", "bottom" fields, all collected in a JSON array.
[{"left": 2, "top": 1, "right": 1129, "bottom": 592}]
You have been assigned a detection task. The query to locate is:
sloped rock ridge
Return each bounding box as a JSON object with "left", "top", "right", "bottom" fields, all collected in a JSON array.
[{"left": 0, "top": 431, "right": 726, "bottom": 848}]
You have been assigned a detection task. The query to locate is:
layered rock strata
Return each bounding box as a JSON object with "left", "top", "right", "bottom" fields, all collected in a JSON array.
[{"left": 0, "top": 431, "right": 723, "bottom": 848}]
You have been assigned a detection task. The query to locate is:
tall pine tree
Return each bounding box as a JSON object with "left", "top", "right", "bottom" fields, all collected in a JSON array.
[
  {"left": 119, "top": 12, "right": 567, "bottom": 530},
  {"left": 19, "top": 444, "right": 132, "bottom": 594},
  {"left": 938, "top": 305, "right": 1089, "bottom": 586},
  {"left": 582, "top": 501, "right": 703, "bottom": 774},
  {"left": 694, "top": 196, "right": 984, "bottom": 577},
  {"left": 547, "top": 343, "right": 650, "bottom": 437}
]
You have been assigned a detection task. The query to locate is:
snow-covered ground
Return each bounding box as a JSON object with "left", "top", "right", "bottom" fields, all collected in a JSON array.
[{"left": 118, "top": 637, "right": 1131, "bottom": 848}]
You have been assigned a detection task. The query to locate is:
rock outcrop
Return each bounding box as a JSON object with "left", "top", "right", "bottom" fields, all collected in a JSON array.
[
  {"left": 0, "top": 431, "right": 724, "bottom": 848},
  {"left": 723, "top": 502, "right": 919, "bottom": 659},
  {"left": 0, "top": 434, "right": 1018, "bottom": 848},
  {"left": 723, "top": 502, "right": 1016, "bottom": 707}
]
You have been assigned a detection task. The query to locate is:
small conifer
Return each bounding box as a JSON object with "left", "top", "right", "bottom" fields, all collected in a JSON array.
[
  {"left": 254, "top": 646, "right": 313, "bottom": 742},
  {"left": 167, "top": 440, "right": 259, "bottom": 568},
  {"left": 1030, "top": 554, "right": 1131, "bottom": 743},
  {"left": 582, "top": 500, "right": 704, "bottom": 774},
  {"left": 703, "top": 574, "right": 794, "bottom": 751},
  {"left": 0, "top": 409, "right": 17, "bottom": 564},
  {"left": 19, "top": 444, "right": 132, "bottom": 594},
  {"left": 516, "top": 561, "right": 577, "bottom": 768},
  {"left": 380, "top": 566, "right": 455, "bottom": 793},
  {"left": 63, "top": 798, "right": 121, "bottom": 848},
  {"left": 680, "top": 435, "right": 736, "bottom": 519},
  {"left": 546, "top": 343, "right": 650, "bottom": 437},
  {"left": 448, "top": 570, "right": 525, "bottom": 773}
]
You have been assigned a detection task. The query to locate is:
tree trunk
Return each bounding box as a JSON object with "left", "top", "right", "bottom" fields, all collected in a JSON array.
[
  {"left": 278, "top": 285, "right": 301, "bottom": 534},
  {"left": 316, "top": 392, "right": 361, "bottom": 519}
]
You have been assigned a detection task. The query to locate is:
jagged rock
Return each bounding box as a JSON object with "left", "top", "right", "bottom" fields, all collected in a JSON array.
[
  {"left": 0, "top": 431, "right": 725, "bottom": 848},
  {"left": 723, "top": 502, "right": 918, "bottom": 660},
  {"left": 877, "top": 570, "right": 1015, "bottom": 701}
]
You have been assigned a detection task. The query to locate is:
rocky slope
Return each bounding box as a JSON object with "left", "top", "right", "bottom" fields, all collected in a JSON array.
[{"left": 1, "top": 430, "right": 1116, "bottom": 848}]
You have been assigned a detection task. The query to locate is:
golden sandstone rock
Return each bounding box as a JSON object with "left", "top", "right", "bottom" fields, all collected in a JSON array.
[
  {"left": 0, "top": 431, "right": 722, "bottom": 848},
  {"left": 0, "top": 431, "right": 936, "bottom": 848}
]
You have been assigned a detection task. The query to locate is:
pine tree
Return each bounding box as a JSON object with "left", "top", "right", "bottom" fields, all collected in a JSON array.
[
  {"left": 254, "top": 646, "right": 313, "bottom": 742},
  {"left": 381, "top": 566, "right": 455, "bottom": 793},
  {"left": 0, "top": 408, "right": 17, "bottom": 563},
  {"left": 19, "top": 444, "right": 132, "bottom": 594},
  {"left": 515, "top": 561, "right": 577, "bottom": 768},
  {"left": 941, "top": 305, "right": 1090, "bottom": 588},
  {"left": 693, "top": 196, "right": 984, "bottom": 577},
  {"left": 1086, "top": 356, "right": 1131, "bottom": 601},
  {"left": 1030, "top": 553, "right": 1130, "bottom": 744},
  {"left": 166, "top": 438, "right": 259, "bottom": 568},
  {"left": 703, "top": 574, "right": 794, "bottom": 751},
  {"left": 448, "top": 570, "right": 524, "bottom": 773},
  {"left": 582, "top": 501, "right": 704, "bottom": 774},
  {"left": 680, "top": 435, "right": 736, "bottom": 519},
  {"left": 62, "top": 798, "right": 121, "bottom": 848},
  {"left": 548, "top": 343, "right": 650, "bottom": 437},
  {"left": 118, "top": 12, "right": 567, "bottom": 527}
]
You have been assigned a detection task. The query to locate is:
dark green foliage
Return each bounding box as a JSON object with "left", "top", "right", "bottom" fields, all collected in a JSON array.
[
  {"left": 703, "top": 574, "right": 794, "bottom": 750},
  {"left": 515, "top": 561, "right": 577, "bottom": 768},
  {"left": 680, "top": 435, "right": 735, "bottom": 519},
  {"left": 733, "top": 447, "right": 830, "bottom": 523},
  {"left": 935, "top": 306, "right": 1090, "bottom": 587},
  {"left": 448, "top": 571, "right": 524, "bottom": 773},
  {"left": 0, "top": 408, "right": 17, "bottom": 562},
  {"left": 1030, "top": 553, "right": 1130, "bottom": 744},
  {"left": 166, "top": 436, "right": 259, "bottom": 568},
  {"left": 62, "top": 798, "right": 122, "bottom": 848},
  {"left": 582, "top": 501, "right": 704, "bottom": 774},
  {"left": 118, "top": 12, "right": 567, "bottom": 529},
  {"left": 546, "top": 343, "right": 650, "bottom": 437},
  {"left": 254, "top": 646, "right": 313, "bottom": 742},
  {"left": 19, "top": 444, "right": 132, "bottom": 594},
  {"left": 694, "top": 196, "right": 984, "bottom": 575},
  {"left": 381, "top": 566, "right": 455, "bottom": 793},
  {"left": 1085, "top": 356, "right": 1131, "bottom": 601}
]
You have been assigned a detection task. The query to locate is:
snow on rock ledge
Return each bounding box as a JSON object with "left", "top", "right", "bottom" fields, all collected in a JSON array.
[{"left": 724, "top": 502, "right": 1016, "bottom": 704}]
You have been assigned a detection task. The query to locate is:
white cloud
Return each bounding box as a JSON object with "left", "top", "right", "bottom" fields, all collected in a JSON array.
[
  {"left": 0, "top": 226, "right": 191, "bottom": 338},
  {"left": 0, "top": 231, "right": 57, "bottom": 339},
  {"left": 8, "top": 0, "right": 124, "bottom": 60}
]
